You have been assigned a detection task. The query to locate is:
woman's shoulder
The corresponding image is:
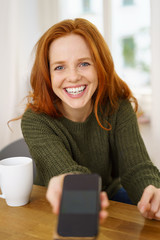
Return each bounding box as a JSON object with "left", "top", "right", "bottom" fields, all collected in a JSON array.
[
  {"left": 111, "top": 98, "right": 136, "bottom": 117},
  {"left": 21, "top": 108, "right": 58, "bottom": 130},
  {"left": 22, "top": 108, "right": 53, "bottom": 122},
  {"left": 117, "top": 98, "right": 135, "bottom": 112},
  {"left": 108, "top": 99, "right": 137, "bottom": 129},
  {"left": 21, "top": 108, "right": 67, "bottom": 141}
]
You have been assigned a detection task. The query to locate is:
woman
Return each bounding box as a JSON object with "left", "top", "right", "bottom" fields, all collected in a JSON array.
[{"left": 21, "top": 18, "right": 160, "bottom": 221}]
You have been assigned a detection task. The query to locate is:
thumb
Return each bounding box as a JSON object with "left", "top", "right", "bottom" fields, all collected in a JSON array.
[{"left": 138, "top": 201, "right": 151, "bottom": 214}]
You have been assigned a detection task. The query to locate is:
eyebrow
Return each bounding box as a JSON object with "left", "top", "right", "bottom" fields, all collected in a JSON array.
[{"left": 50, "top": 57, "right": 93, "bottom": 66}]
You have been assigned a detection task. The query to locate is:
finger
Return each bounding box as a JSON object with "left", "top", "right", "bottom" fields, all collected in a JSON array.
[
  {"left": 99, "top": 209, "right": 108, "bottom": 224},
  {"left": 46, "top": 175, "right": 65, "bottom": 214},
  {"left": 155, "top": 208, "right": 160, "bottom": 220},
  {"left": 138, "top": 202, "right": 155, "bottom": 220},
  {"left": 149, "top": 190, "right": 160, "bottom": 220},
  {"left": 138, "top": 185, "right": 155, "bottom": 212},
  {"left": 46, "top": 181, "right": 59, "bottom": 213},
  {"left": 52, "top": 191, "right": 61, "bottom": 214},
  {"left": 150, "top": 189, "right": 160, "bottom": 211},
  {"left": 100, "top": 191, "right": 109, "bottom": 209},
  {"left": 146, "top": 204, "right": 154, "bottom": 220},
  {"left": 46, "top": 179, "right": 55, "bottom": 205},
  {"left": 137, "top": 201, "right": 150, "bottom": 214},
  {"left": 99, "top": 192, "right": 109, "bottom": 224},
  {"left": 140, "top": 185, "right": 155, "bottom": 205}
]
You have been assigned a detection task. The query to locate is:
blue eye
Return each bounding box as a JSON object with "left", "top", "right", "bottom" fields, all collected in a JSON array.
[
  {"left": 54, "top": 66, "right": 64, "bottom": 71},
  {"left": 80, "top": 62, "right": 90, "bottom": 67}
]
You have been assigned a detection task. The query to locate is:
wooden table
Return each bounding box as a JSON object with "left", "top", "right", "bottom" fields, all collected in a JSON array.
[{"left": 0, "top": 185, "right": 159, "bottom": 239}]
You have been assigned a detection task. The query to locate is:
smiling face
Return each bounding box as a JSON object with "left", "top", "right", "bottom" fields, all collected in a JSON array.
[{"left": 49, "top": 34, "right": 98, "bottom": 120}]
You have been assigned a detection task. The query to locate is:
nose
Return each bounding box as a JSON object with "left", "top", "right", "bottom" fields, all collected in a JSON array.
[{"left": 66, "top": 67, "right": 81, "bottom": 82}]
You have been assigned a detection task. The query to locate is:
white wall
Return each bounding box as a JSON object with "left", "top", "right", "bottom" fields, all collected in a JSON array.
[
  {"left": 150, "top": 0, "right": 160, "bottom": 170},
  {"left": 0, "top": 0, "right": 59, "bottom": 150}
]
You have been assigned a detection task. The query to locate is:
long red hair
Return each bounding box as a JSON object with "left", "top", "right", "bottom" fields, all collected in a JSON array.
[{"left": 26, "top": 18, "right": 137, "bottom": 130}]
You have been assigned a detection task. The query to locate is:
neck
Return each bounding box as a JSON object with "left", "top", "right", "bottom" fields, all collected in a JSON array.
[{"left": 60, "top": 102, "right": 93, "bottom": 122}]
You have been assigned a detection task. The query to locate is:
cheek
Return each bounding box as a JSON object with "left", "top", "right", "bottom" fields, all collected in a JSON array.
[
  {"left": 50, "top": 78, "right": 54, "bottom": 91},
  {"left": 51, "top": 79, "right": 58, "bottom": 95},
  {"left": 92, "top": 73, "right": 98, "bottom": 89},
  {"left": 95, "top": 76, "right": 98, "bottom": 86},
  {"left": 51, "top": 76, "right": 61, "bottom": 89},
  {"left": 91, "top": 68, "right": 98, "bottom": 84}
]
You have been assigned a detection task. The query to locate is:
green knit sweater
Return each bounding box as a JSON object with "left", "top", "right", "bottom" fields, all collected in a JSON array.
[{"left": 21, "top": 100, "right": 160, "bottom": 204}]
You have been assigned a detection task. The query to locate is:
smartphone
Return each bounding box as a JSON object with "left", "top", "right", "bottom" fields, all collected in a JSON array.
[{"left": 55, "top": 174, "right": 101, "bottom": 239}]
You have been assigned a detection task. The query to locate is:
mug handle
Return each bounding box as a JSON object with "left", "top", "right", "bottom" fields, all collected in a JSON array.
[
  {"left": 0, "top": 183, "right": 5, "bottom": 199},
  {"left": 0, "top": 172, "right": 5, "bottom": 199},
  {"left": 0, "top": 194, "right": 5, "bottom": 199},
  {"left": 0, "top": 167, "right": 5, "bottom": 199}
]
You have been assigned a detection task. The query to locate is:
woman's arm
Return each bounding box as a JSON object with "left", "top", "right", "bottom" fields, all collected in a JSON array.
[
  {"left": 111, "top": 100, "right": 160, "bottom": 216},
  {"left": 21, "top": 109, "right": 91, "bottom": 186}
]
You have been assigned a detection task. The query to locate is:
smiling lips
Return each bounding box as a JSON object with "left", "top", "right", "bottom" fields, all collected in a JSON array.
[{"left": 65, "top": 85, "right": 86, "bottom": 96}]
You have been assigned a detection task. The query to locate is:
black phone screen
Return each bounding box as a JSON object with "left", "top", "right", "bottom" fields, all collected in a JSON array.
[
  {"left": 60, "top": 190, "right": 97, "bottom": 214},
  {"left": 57, "top": 174, "right": 101, "bottom": 238}
]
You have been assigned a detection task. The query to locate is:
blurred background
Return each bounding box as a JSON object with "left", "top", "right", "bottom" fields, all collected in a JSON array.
[{"left": 0, "top": 0, "right": 160, "bottom": 169}]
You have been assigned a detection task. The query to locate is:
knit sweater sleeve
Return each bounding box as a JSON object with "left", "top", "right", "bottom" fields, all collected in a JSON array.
[
  {"left": 21, "top": 109, "right": 90, "bottom": 186},
  {"left": 111, "top": 100, "right": 160, "bottom": 204}
]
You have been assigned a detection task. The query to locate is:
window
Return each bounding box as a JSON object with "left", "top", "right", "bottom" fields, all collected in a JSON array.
[
  {"left": 122, "top": 37, "right": 135, "bottom": 67},
  {"left": 83, "top": 0, "right": 91, "bottom": 12},
  {"left": 111, "top": 0, "right": 151, "bottom": 92},
  {"left": 58, "top": 0, "right": 103, "bottom": 34},
  {"left": 123, "top": 0, "right": 134, "bottom": 6}
]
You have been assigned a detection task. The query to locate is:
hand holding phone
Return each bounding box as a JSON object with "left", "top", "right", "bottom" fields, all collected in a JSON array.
[{"left": 54, "top": 174, "right": 102, "bottom": 239}]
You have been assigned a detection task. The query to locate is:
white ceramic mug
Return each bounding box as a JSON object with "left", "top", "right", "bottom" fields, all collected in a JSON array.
[{"left": 0, "top": 157, "right": 33, "bottom": 207}]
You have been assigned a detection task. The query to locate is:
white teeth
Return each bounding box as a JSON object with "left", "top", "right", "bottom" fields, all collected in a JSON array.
[{"left": 65, "top": 86, "right": 86, "bottom": 95}]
